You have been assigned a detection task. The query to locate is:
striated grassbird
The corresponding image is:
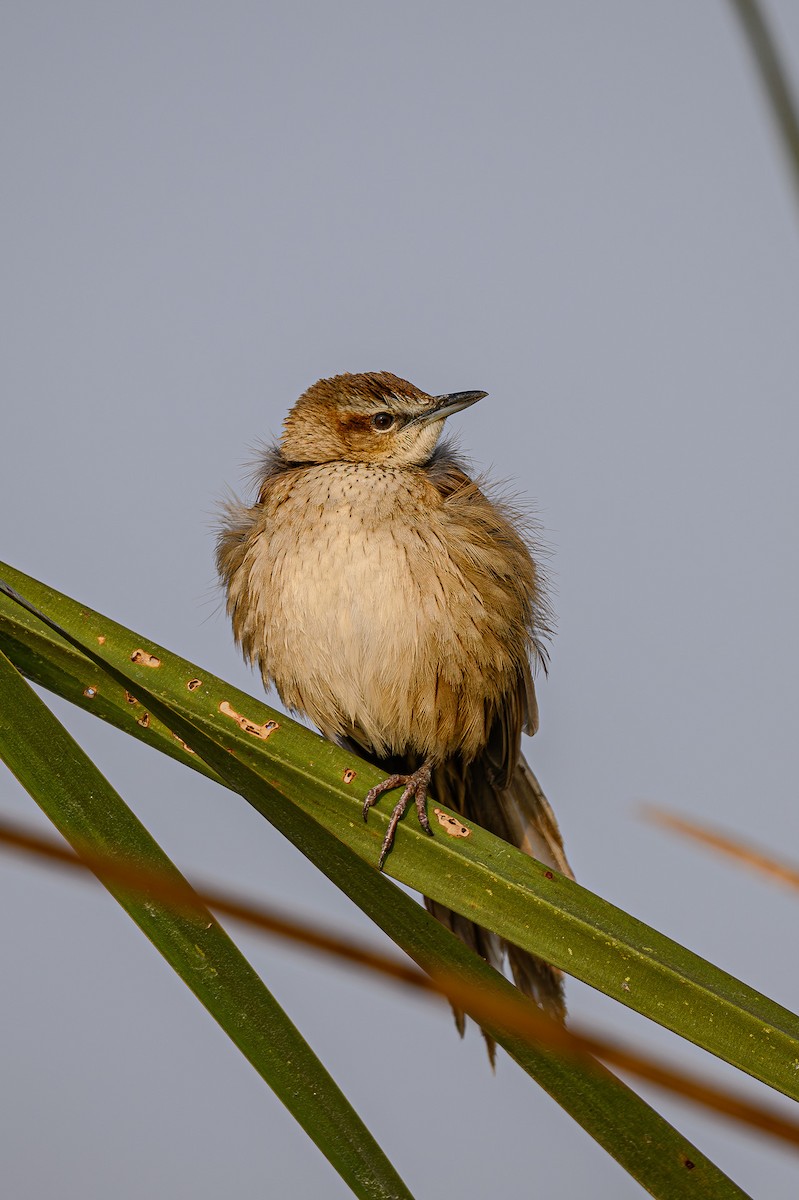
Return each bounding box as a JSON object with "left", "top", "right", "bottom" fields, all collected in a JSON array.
[{"left": 217, "top": 371, "right": 572, "bottom": 1045}]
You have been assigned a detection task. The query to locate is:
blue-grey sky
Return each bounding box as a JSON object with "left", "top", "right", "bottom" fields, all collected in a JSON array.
[{"left": 2, "top": 3, "right": 799, "bottom": 1197}]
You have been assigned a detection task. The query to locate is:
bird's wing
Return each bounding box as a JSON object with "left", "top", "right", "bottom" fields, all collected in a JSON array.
[{"left": 482, "top": 664, "right": 537, "bottom": 790}]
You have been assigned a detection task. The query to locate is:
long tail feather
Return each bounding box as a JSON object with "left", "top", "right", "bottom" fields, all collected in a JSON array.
[{"left": 427, "top": 753, "right": 572, "bottom": 1058}]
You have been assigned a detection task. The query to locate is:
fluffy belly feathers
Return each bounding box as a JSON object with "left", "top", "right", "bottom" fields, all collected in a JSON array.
[{"left": 242, "top": 464, "right": 508, "bottom": 759}]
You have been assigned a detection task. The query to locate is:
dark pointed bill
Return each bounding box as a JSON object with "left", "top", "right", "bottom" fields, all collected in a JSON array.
[{"left": 411, "top": 390, "right": 488, "bottom": 425}]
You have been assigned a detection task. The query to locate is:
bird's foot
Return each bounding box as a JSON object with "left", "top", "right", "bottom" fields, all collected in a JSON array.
[{"left": 363, "top": 763, "right": 434, "bottom": 869}]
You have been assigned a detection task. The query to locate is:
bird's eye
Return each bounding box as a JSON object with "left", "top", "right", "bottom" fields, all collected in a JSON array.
[{"left": 371, "top": 412, "right": 395, "bottom": 431}]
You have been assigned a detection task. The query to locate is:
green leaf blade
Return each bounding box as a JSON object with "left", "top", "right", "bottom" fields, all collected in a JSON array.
[
  {"left": 0, "top": 643, "right": 414, "bottom": 1200},
  {"left": 3, "top": 565, "right": 791, "bottom": 1103}
]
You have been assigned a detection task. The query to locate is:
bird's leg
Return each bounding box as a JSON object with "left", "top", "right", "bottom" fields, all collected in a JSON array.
[{"left": 363, "top": 762, "right": 434, "bottom": 869}]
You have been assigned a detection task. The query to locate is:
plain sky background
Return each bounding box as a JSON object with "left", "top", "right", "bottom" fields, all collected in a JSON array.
[{"left": 2, "top": 3, "right": 799, "bottom": 1197}]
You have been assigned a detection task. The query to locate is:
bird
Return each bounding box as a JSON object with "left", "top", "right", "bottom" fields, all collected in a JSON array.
[{"left": 216, "top": 370, "right": 573, "bottom": 1047}]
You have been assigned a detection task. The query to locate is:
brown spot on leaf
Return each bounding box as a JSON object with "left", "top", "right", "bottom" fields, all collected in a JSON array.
[
  {"left": 97, "top": 636, "right": 106, "bottom": 645},
  {"left": 433, "top": 808, "right": 471, "bottom": 839},
  {"left": 137, "top": 712, "right": 151, "bottom": 729},
  {"left": 172, "top": 733, "right": 196, "bottom": 755},
  {"left": 83, "top": 686, "right": 97, "bottom": 699},
  {"left": 187, "top": 678, "right": 202, "bottom": 691},
  {"left": 342, "top": 768, "right": 357, "bottom": 784},
  {"left": 218, "top": 700, "right": 279, "bottom": 740},
  {"left": 124, "top": 691, "right": 138, "bottom": 705},
  {"left": 131, "top": 649, "right": 161, "bottom": 668}
]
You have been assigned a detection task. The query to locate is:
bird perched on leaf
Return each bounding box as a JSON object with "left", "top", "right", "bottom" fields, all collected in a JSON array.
[{"left": 217, "top": 371, "right": 573, "bottom": 1044}]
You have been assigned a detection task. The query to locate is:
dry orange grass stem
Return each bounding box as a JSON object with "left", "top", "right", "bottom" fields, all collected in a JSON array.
[
  {"left": 642, "top": 806, "right": 799, "bottom": 894},
  {"left": 2, "top": 814, "right": 798, "bottom": 1151}
]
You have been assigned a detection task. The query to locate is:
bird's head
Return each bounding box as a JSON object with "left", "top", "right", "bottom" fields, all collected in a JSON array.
[{"left": 279, "top": 371, "right": 487, "bottom": 467}]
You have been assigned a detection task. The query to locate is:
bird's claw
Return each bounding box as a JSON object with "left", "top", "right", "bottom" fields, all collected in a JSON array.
[{"left": 363, "top": 763, "right": 433, "bottom": 869}]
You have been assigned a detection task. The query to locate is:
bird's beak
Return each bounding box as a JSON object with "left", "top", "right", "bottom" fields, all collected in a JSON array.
[{"left": 411, "top": 390, "right": 488, "bottom": 425}]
